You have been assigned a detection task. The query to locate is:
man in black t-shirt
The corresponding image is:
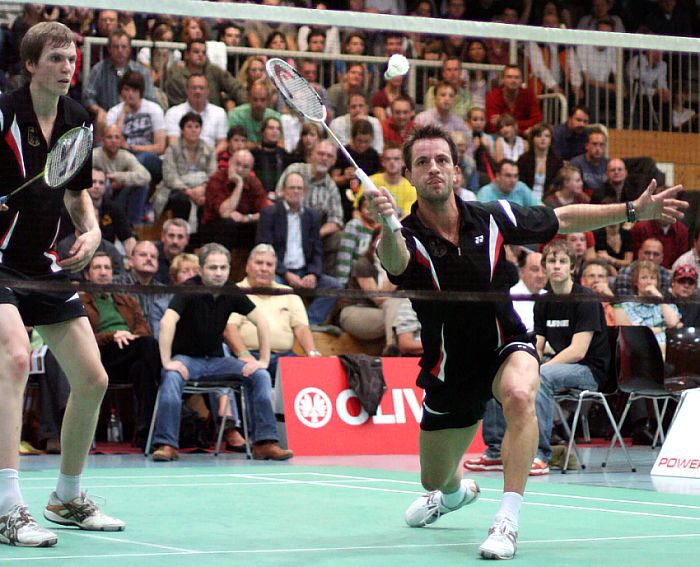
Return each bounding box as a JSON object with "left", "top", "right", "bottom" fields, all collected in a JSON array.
[
  {"left": 532, "top": 241, "right": 609, "bottom": 472},
  {"left": 0, "top": 23, "right": 124, "bottom": 548},
  {"left": 371, "top": 125, "right": 687, "bottom": 560},
  {"left": 151, "top": 243, "right": 292, "bottom": 462}
]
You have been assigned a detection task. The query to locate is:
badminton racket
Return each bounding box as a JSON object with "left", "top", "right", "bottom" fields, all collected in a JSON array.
[
  {"left": 265, "top": 58, "right": 402, "bottom": 232},
  {"left": 0, "top": 126, "right": 93, "bottom": 211}
]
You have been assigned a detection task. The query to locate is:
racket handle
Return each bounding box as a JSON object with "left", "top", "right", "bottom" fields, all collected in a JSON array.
[{"left": 355, "top": 169, "right": 402, "bottom": 233}]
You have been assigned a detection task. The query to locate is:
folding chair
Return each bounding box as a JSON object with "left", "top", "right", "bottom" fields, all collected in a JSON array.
[
  {"left": 664, "top": 327, "right": 700, "bottom": 393},
  {"left": 603, "top": 326, "right": 679, "bottom": 466},
  {"left": 144, "top": 376, "right": 251, "bottom": 459},
  {"left": 554, "top": 327, "right": 635, "bottom": 473}
]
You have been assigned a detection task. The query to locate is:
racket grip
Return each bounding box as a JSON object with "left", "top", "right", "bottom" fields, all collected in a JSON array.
[{"left": 355, "top": 169, "right": 402, "bottom": 232}]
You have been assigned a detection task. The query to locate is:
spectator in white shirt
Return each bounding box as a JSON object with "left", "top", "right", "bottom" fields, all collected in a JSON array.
[{"left": 164, "top": 73, "right": 228, "bottom": 154}]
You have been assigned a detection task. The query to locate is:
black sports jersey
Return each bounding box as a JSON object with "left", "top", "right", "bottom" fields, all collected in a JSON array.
[
  {"left": 168, "top": 276, "right": 255, "bottom": 358},
  {"left": 387, "top": 196, "right": 559, "bottom": 389},
  {"left": 533, "top": 283, "right": 610, "bottom": 386},
  {"left": 0, "top": 85, "right": 93, "bottom": 276}
]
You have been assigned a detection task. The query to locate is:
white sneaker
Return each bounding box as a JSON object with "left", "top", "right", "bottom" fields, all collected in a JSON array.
[
  {"left": 0, "top": 505, "right": 58, "bottom": 547},
  {"left": 405, "top": 479, "right": 479, "bottom": 527},
  {"left": 479, "top": 518, "right": 518, "bottom": 560},
  {"left": 44, "top": 492, "right": 125, "bottom": 531}
]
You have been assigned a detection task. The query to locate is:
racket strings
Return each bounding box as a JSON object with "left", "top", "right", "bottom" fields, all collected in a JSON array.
[
  {"left": 267, "top": 59, "right": 325, "bottom": 120},
  {"left": 46, "top": 130, "right": 92, "bottom": 187}
]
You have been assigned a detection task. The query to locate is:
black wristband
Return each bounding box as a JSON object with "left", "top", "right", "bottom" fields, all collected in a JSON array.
[{"left": 626, "top": 201, "right": 636, "bottom": 223}]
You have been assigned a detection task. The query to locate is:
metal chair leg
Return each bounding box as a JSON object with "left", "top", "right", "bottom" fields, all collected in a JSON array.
[{"left": 144, "top": 388, "right": 161, "bottom": 457}]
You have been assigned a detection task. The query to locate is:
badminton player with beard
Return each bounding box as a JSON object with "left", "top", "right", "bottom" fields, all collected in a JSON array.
[
  {"left": 0, "top": 23, "right": 124, "bottom": 547},
  {"left": 371, "top": 124, "right": 687, "bottom": 560}
]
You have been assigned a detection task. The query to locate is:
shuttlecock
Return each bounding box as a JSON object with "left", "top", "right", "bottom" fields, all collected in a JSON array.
[{"left": 384, "top": 53, "right": 410, "bottom": 80}]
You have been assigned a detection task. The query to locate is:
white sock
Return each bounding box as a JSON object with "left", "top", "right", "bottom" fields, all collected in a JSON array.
[
  {"left": 495, "top": 492, "right": 523, "bottom": 526},
  {"left": 0, "top": 469, "right": 23, "bottom": 513},
  {"left": 441, "top": 479, "right": 469, "bottom": 509},
  {"left": 56, "top": 473, "right": 81, "bottom": 503}
]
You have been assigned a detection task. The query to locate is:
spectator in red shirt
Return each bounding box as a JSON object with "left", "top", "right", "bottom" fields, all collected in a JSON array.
[
  {"left": 486, "top": 64, "right": 542, "bottom": 137},
  {"left": 381, "top": 95, "right": 415, "bottom": 147},
  {"left": 631, "top": 217, "right": 689, "bottom": 269},
  {"left": 200, "top": 149, "right": 271, "bottom": 251}
]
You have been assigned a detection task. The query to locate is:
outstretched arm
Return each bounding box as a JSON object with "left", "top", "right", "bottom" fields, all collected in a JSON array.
[
  {"left": 555, "top": 180, "right": 687, "bottom": 234},
  {"left": 372, "top": 187, "right": 410, "bottom": 275}
]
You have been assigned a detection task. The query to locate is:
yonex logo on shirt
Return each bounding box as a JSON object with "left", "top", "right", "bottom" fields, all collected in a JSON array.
[
  {"left": 546, "top": 319, "right": 570, "bottom": 327},
  {"left": 474, "top": 235, "right": 484, "bottom": 244}
]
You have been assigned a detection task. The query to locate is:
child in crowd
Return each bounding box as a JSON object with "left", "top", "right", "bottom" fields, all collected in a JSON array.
[{"left": 495, "top": 113, "right": 527, "bottom": 162}]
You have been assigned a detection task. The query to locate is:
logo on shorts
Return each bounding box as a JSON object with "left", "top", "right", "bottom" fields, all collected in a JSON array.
[
  {"left": 294, "top": 387, "right": 332, "bottom": 428},
  {"left": 474, "top": 235, "right": 484, "bottom": 245}
]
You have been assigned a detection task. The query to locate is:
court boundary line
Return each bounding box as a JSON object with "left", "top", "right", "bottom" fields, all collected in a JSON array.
[
  {"left": 21, "top": 470, "right": 700, "bottom": 512},
  {"left": 2, "top": 531, "right": 700, "bottom": 562}
]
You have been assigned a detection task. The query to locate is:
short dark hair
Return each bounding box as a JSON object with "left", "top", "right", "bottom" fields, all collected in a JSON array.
[
  {"left": 569, "top": 104, "right": 590, "bottom": 118},
  {"left": 402, "top": 124, "right": 458, "bottom": 171},
  {"left": 187, "top": 72, "right": 208, "bottom": 86},
  {"left": 179, "top": 111, "right": 202, "bottom": 130},
  {"left": 587, "top": 126, "right": 607, "bottom": 143},
  {"left": 307, "top": 28, "right": 326, "bottom": 42},
  {"left": 85, "top": 250, "right": 112, "bottom": 273},
  {"left": 391, "top": 94, "right": 415, "bottom": 110},
  {"left": 118, "top": 71, "right": 145, "bottom": 97},
  {"left": 227, "top": 125, "right": 248, "bottom": 140},
  {"left": 495, "top": 159, "right": 518, "bottom": 174},
  {"left": 185, "top": 39, "right": 206, "bottom": 53},
  {"left": 351, "top": 118, "right": 373, "bottom": 139},
  {"left": 108, "top": 29, "right": 130, "bottom": 46}
]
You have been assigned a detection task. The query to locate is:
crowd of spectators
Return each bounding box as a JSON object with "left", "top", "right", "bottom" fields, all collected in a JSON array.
[{"left": 4, "top": 1, "right": 700, "bottom": 460}]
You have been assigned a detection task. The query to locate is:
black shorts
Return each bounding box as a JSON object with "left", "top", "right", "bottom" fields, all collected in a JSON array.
[
  {"left": 0, "top": 266, "right": 85, "bottom": 326},
  {"left": 420, "top": 335, "right": 539, "bottom": 431}
]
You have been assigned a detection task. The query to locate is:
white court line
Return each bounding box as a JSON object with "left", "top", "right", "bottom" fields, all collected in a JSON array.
[
  {"left": 165, "top": 473, "right": 700, "bottom": 522},
  {"left": 19, "top": 472, "right": 333, "bottom": 482},
  {"left": 20, "top": 479, "right": 408, "bottom": 491},
  {"left": 66, "top": 531, "right": 197, "bottom": 553},
  {"left": 305, "top": 472, "right": 700, "bottom": 512},
  {"left": 1, "top": 532, "right": 700, "bottom": 562},
  {"left": 21, "top": 470, "right": 700, "bottom": 512}
]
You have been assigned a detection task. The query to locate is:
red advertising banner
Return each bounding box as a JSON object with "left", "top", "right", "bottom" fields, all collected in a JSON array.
[{"left": 279, "top": 357, "right": 486, "bottom": 456}]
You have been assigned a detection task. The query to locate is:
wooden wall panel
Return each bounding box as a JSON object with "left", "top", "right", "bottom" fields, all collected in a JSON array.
[{"left": 608, "top": 130, "right": 700, "bottom": 190}]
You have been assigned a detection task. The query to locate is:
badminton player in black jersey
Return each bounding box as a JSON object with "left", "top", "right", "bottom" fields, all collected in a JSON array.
[
  {"left": 0, "top": 22, "right": 124, "bottom": 548},
  {"left": 371, "top": 125, "right": 687, "bottom": 560}
]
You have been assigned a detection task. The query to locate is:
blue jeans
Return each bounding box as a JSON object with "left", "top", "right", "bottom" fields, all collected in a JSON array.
[
  {"left": 250, "top": 350, "right": 296, "bottom": 386},
  {"left": 135, "top": 151, "right": 163, "bottom": 185},
  {"left": 107, "top": 183, "right": 150, "bottom": 226},
  {"left": 276, "top": 270, "right": 342, "bottom": 325},
  {"left": 153, "top": 355, "right": 278, "bottom": 448},
  {"left": 482, "top": 363, "right": 598, "bottom": 462}
]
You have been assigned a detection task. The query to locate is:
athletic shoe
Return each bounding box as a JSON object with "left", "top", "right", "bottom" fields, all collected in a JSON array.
[
  {"left": 0, "top": 505, "right": 57, "bottom": 547},
  {"left": 44, "top": 492, "right": 125, "bottom": 531},
  {"left": 405, "top": 478, "right": 480, "bottom": 527},
  {"left": 479, "top": 518, "right": 518, "bottom": 560},
  {"left": 529, "top": 458, "right": 550, "bottom": 476},
  {"left": 464, "top": 454, "right": 504, "bottom": 472}
]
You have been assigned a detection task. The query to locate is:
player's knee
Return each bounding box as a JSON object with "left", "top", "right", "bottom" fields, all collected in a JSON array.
[
  {"left": 502, "top": 386, "right": 536, "bottom": 419},
  {"left": 74, "top": 368, "right": 109, "bottom": 399},
  {"left": 5, "top": 349, "right": 31, "bottom": 381}
]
